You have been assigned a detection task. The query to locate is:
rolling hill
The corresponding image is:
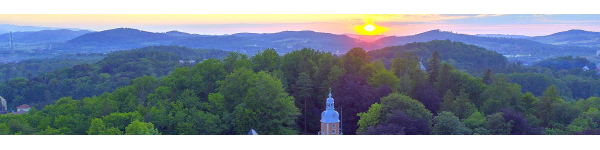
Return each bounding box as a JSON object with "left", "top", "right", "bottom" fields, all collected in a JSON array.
[
  {"left": 368, "top": 40, "right": 508, "bottom": 75},
  {"left": 6, "top": 27, "right": 597, "bottom": 66},
  {"left": 528, "top": 29, "right": 600, "bottom": 47},
  {"left": 366, "top": 29, "right": 597, "bottom": 61},
  {"left": 58, "top": 29, "right": 362, "bottom": 54},
  {"left": 65, "top": 28, "right": 176, "bottom": 46}
]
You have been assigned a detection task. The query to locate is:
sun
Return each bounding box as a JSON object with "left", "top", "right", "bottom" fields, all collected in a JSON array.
[
  {"left": 355, "top": 23, "right": 386, "bottom": 35},
  {"left": 364, "top": 24, "right": 376, "bottom": 32}
]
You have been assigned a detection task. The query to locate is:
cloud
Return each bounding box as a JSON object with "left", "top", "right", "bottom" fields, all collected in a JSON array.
[
  {"left": 366, "top": 14, "right": 507, "bottom": 24},
  {"left": 474, "top": 14, "right": 507, "bottom": 18}
]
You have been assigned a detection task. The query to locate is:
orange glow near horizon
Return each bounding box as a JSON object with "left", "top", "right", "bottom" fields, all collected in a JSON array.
[{"left": 355, "top": 23, "right": 386, "bottom": 35}]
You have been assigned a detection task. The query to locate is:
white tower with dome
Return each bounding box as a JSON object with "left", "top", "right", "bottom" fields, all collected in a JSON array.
[{"left": 318, "top": 89, "right": 341, "bottom": 135}]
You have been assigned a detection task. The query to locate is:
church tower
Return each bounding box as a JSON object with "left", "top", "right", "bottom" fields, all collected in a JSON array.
[{"left": 319, "top": 89, "right": 341, "bottom": 135}]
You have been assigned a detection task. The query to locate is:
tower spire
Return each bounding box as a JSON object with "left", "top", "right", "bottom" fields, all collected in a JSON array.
[{"left": 320, "top": 87, "right": 341, "bottom": 135}]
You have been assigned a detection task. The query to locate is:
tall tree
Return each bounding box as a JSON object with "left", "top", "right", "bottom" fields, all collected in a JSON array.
[
  {"left": 294, "top": 72, "right": 313, "bottom": 134},
  {"left": 217, "top": 68, "right": 254, "bottom": 111},
  {"left": 368, "top": 68, "right": 400, "bottom": 90},
  {"left": 332, "top": 74, "right": 375, "bottom": 135},
  {"left": 413, "top": 83, "right": 443, "bottom": 114},
  {"left": 125, "top": 120, "right": 160, "bottom": 135},
  {"left": 87, "top": 118, "right": 122, "bottom": 135},
  {"left": 435, "top": 63, "right": 455, "bottom": 95},
  {"left": 379, "top": 93, "right": 433, "bottom": 122},
  {"left": 192, "top": 58, "right": 226, "bottom": 99},
  {"left": 432, "top": 111, "right": 470, "bottom": 135},
  {"left": 482, "top": 68, "right": 494, "bottom": 85},
  {"left": 462, "top": 111, "right": 488, "bottom": 134},
  {"left": 251, "top": 48, "right": 281, "bottom": 72},
  {"left": 223, "top": 52, "right": 252, "bottom": 73},
  {"left": 454, "top": 88, "right": 478, "bottom": 119},
  {"left": 232, "top": 71, "right": 300, "bottom": 135},
  {"left": 440, "top": 90, "right": 456, "bottom": 113},
  {"left": 428, "top": 51, "right": 441, "bottom": 84},
  {"left": 500, "top": 108, "right": 538, "bottom": 135},
  {"left": 536, "top": 85, "right": 560, "bottom": 127},
  {"left": 343, "top": 47, "right": 369, "bottom": 76},
  {"left": 485, "top": 112, "right": 511, "bottom": 135},
  {"left": 357, "top": 103, "right": 382, "bottom": 134}
]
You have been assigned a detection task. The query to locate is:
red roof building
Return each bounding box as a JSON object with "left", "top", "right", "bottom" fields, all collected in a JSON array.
[{"left": 16, "top": 104, "right": 31, "bottom": 113}]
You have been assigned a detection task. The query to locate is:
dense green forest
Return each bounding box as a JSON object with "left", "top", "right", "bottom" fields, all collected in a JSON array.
[
  {"left": 368, "top": 40, "right": 508, "bottom": 76},
  {"left": 1, "top": 41, "right": 600, "bottom": 135},
  {"left": 0, "top": 53, "right": 105, "bottom": 82},
  {"left": 0, "top": 45, "right": 229, "bottom": 109}
]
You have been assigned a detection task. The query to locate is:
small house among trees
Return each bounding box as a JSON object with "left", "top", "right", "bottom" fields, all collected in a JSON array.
[{"left": 12, "top": 104, "right": 31, "bottom": 114}]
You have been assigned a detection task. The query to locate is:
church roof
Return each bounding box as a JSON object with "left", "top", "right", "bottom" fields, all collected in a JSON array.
[
  {"left": 247, "top": 129, "right": 259, "bottom": 135},
  {"left": 321, "top": 110, "right": 340, "bottom": 123},
  {"left": 16, "top": 104, "right": 30, "bottom": 109},
  {"left": 321, "top": 90, "right": 340, "bottom": 123}
]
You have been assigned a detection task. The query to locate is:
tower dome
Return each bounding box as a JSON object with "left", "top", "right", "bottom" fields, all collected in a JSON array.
[{"left": 320, "top": 90, "right": 340, "bottom": 123}]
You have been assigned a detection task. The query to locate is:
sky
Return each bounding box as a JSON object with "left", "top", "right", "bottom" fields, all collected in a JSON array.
[{"left": 1, "top": 14, "right": 600, "bottom": 36}]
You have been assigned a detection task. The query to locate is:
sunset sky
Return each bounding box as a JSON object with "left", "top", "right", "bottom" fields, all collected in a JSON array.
[{"left": 1, "top": 14, "right": 600, "bottom": 36}]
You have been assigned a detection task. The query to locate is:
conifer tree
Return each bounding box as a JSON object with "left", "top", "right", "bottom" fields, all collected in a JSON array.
[{"left": 428, "top": 51, "right": 441, "bottom": 84}]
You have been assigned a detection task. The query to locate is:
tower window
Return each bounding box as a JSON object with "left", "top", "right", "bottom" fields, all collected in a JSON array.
[
  {"left": 332, "top": 124, "right": 336, "bottom": 128},
  {"left": 332, "top": 129, "right": 336, "bottom": 134}
]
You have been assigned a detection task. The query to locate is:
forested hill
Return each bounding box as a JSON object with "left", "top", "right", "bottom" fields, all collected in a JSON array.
[
  {"left": 368, "top": 40, "right": 508, "bottom": 76},
  {"left": 367, "top": 29, "right": 597, "bottom": 58},
  {"left": 0, "top": 46, "right": 229, "bottom": 110},
  {"left": 528, "top": 29, "right": 600, "bottom": 47},
  {"left": 3, "top": 46, "right": 600, "bottom": 135},
  {"left": 61, "top": 28, "right": 178, "bottom": 49}
]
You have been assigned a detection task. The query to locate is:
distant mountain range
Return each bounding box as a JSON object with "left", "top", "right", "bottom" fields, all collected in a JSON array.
[
  {"left": 528, "top": 29, "right": 600, "bottom": 47},
  {"left": 0, "top": 24, "right": 87, "bottom": 34},
  {"left": 57, "top": 28, "right": 362, "bottom": 54},
  {"left": 476, "top": 34, "right": 530, "bottom": 39},
  {"left": 0, "top": 29, "right": 92, "bottom": 44},
  {"left": 2, "top": 25, "right": 599, "bottom": 63}
]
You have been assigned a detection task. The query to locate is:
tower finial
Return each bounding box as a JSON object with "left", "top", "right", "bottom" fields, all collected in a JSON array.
[{"left": 329, "top": 88, "right": 332, "bottom": 98}]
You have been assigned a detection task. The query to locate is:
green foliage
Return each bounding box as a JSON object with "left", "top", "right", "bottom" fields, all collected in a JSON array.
[
  {"left": 462, "top": 111, "right": 490, "bottom": 135},
  {"left": 0, "top": 46, "right": 229, "bottom": 109},
  {"left": 520, "top": 92, "right": 539, "bottom": 115},
  {"left": 343, "top": 47, "right": 369, "bottom": 76},
  {"left": 232, "top": 71, "right": 300, "bottom": 135},
  {"left": 87, "top": 118, "right": 122, "bottom": 135},
  {"left": 0, "top": 123, "right": 10, "bottom": 135},
  {"left": 217, "top": 68, "right": 254, "bottom": 111},
  {"left": 368, "top": 68, "right": 400, "bottom": 90},
  {"left": 535, "top": 86, "right": 580, "bottom": 128},
  {"left": 432, "top": 111, "right": 470, "bottom": 135},
  {"left": 3, "top": 43, "right": 600, "bottom": 135},
  {"left": 369, "top": 40, "right": 508, "bottom": 76},
  {"left": 357, "top": 103, "right": 382, "bottom": 134},
  {"left": 441, "top": 89, "right": 477, "bottom": 119},
  {"left": 566, "top": 117, "right": 597, "bottom": 134},
  {"left": 251, "top": 48, "right": 281, "bottom": 72},
  {"left": 379, "top": 93, "right": 433, "bottom": 122},
  {"left": 125, "top": 120, "right": 160, "bottom": 135},
  {"left": 485, "top": 113, "right": 510, "bottom": 135},
  {"left": 482, "top": 69, "right": 493, "bottom": 85},
  {"left": 223, "top": 52, "right": 252, "bottom": 73},
  {"left": 428, "top": 51, "right": 441, "bottom": 84}
]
